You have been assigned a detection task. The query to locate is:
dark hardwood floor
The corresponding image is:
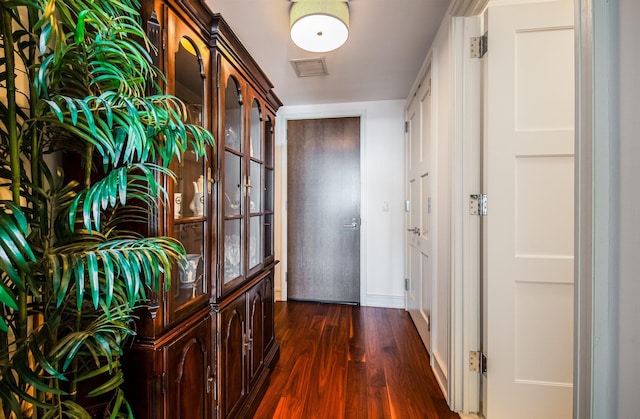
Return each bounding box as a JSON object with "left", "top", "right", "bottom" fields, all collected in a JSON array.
[{"left": 254, "top": 301, "right": 460, "bottom": 419}]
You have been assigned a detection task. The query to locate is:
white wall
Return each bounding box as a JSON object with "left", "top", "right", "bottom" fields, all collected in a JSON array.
[
  {"left": 274, "top": 100, "right": 406, "bottom": 308},
  {"left": 577, "top": 0, "right": 640, "bottom": 416},
  {"left": 612, "top": 0, "right": 640, "bottom": 415}
]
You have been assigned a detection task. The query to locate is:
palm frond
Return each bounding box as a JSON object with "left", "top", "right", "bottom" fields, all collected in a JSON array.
[
  {"left": 48, "top": 236, "right": 184, "bottom": 310},
  {"left": 67, "top": 162, "right": 173, "bottom": 233},
  {"left": 49, "top": 304, "right": 134, "bottom": 371},
  {"left": 0, "top": 203, "right": 36, "bottom": 332},
  {"left": 108, "top": 388, "right": 134, "bottom": 418},
  {"left": 1, "top": 0, "right": 214, "bottom": 414}
]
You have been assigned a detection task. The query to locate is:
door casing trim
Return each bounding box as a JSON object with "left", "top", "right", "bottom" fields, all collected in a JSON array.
[{"left": 275, "top": 108, "right": 368, "bottom": 305}]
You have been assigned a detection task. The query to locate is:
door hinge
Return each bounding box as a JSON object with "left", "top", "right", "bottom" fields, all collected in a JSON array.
[
  {"left": 404, "top": 278, "right": 409, "bottom": 291},
  {"left": 469, "top": 194, "right": 488, "bottom": 216},
  {"left": 470, "top": 33, "right": 488, "bottom": 58},
  {"left": 404, "top": 121, "right": 409, "bottom": 133},
  {"left": 470, "top": 351, "right": 487, "bottom": 374},
  {"left": 161, "top": 371, "right": 167, "bottom": 394},
  {"left": 427, "top": 314, "right": 431, "bottom": 332}
]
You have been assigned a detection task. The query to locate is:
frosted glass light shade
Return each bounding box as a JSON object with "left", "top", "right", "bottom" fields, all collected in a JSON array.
[{"left": 290, "top": 1, "right": 349, "bottom": 53}]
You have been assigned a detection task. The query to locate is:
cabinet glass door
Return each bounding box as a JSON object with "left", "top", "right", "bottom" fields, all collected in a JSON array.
[
  {"left": 264, "top": 116, "right": 274, "bottom": 262},
  {"left": 223, "top": 76, "right": 244, "bottom": 285},
  {"left": 169, "top": 32, "right": 209, "bottom": 316},
  {"left": 248, "top": 99, "right": 263, "bottom": 272}
]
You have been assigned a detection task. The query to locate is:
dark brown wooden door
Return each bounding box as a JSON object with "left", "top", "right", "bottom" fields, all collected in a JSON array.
[
  {"left": 218, "top": 294, "right": 246, "bottom": 418},
  {"left": 263, "top": 272, "right": 275, "bottom": 353},
  {"left": 287, "top": 117, "right": 361, "bottom": 303},
  {"left": 247, "top": 281, "right": 265, "bottom": 389},
  {"left": 165, "top": 315, "right": 211, "bottom": 419}
]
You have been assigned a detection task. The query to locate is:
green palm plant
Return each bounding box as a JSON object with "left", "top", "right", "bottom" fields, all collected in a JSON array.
[{"left": 0, "top": 0, "right": 214, "bottom": 417}]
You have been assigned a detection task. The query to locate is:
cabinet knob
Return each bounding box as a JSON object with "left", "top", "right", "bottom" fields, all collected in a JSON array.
[
  {"left": 207, "top": 168, "right": 214, "bottom": 193},
  {"left": 206, "top": 365, "right": 213, "bottom": 394}
]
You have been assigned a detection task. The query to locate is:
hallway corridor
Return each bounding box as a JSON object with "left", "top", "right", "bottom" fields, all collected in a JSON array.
[{"left": 255, "top": 301, "right": 458, "bottom": 418}]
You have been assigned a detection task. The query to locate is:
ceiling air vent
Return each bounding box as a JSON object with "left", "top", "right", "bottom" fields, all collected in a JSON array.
[{"left": 290, "top": 57, "right": 328, "bottom": 77}]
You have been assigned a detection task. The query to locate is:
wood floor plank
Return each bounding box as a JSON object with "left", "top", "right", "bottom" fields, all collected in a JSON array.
[
  {"left": 254, "top": 302, "right": 460, "bottom": 419},
  {"left": 375, "top": 308, "right": 414, "bottom": 419},
  {"left": 345, "top": 307, "right": 368, "bottom": 418},
  {"left": 345, "top": 359, "right": 368, "bottom": 418},
  {"left": 385, "top": 309, "right": 441, "bottom": 418},
  {"left": 364, "top": 307, "right": 393, "bottom": 419}
]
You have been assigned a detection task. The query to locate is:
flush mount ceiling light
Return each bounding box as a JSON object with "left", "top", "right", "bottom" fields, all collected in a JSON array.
[{"left": 290, "top": 0, "right": 349, "bottom": 53}]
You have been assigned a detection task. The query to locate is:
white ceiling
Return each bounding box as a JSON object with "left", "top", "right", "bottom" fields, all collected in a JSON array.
[{"left": 205, "top": 0, "right": 452, "bottom": 106}]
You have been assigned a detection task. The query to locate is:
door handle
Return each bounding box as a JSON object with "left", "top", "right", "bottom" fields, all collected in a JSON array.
[
  {"left": 407, "top": 227, "right": 421, "bottom": 235},
  {"left": 343, "top": 217, "right": 359, "bottom": 229}
]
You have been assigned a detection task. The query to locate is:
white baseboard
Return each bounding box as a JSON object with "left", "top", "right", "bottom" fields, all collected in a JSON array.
[
  {"left": 361, "top": 294, "right": 405, "bottom": 309},
  {"left": 275, "top": 293, "right": 405, "bottom": 309},
  {"left": 433, "top": 351, "right": 449, "bottom": 399}
]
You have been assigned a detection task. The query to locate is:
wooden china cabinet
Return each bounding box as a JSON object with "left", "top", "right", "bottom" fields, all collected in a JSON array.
[{"left": 123, "top": 1, "right": 281, "bottom": 418}]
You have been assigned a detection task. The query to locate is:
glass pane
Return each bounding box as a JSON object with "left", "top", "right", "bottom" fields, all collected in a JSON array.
[
  {"left": 264, "top": 116, "right": 273, "bottom": 167},
  {"left": 224, "top": 77, "right": 242, "bottom": 151},
  {"left": 249, "top": 161, "right": 262, "bottom": 213},
  {"left": 250, "top": 100, "right": 261, "bottom": 159},
  {"left": 224, "top": 151, "right": 242, "bottom": 216},
  {"left": 264, "top": 168, "right": 274, "bottom": 213},
  {"left": 249, "top": 215, "right": 262, "bottom": 269},
  {"left": 174, "top": 37, "right": 204, "bottom": 124},
  {"left": 224, "top": 219, "right": 243, "bottom": 283},
  {"left": 264, "top": 214, "right": 273, "bottom": 259},
  {"left": 175, "top": 148, "right": 205, "bottom": 219},
  {"left": 173, "top": 223, "right": 205, "bottom": 305},
  {"left": 173, "top": 37, "right": 205, "bottom": 220}
]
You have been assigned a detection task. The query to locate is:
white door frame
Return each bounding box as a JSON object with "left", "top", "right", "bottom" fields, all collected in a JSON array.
[
  {"left": 449, "top": 0, "right": 490, "bottom": 413},
  {"left": 574, "top": 0, "right": 613, "bottom": 417},
  {"left": 448, "top": 0, "right": 606, "bottom": 417},
  {"left": 449, "top": 13, "right": 483, "bottom": 414},
  {"left": 274, "top": 107, "right": 368, "bottom": 304}
]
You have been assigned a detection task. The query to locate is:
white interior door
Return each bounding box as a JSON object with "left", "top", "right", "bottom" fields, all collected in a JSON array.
[
  {"left": 484, "top": 0, "right": 575, "bottom": 417},
  {"left": 406, "top": 70, "right": 432, "bottom": 352}
]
